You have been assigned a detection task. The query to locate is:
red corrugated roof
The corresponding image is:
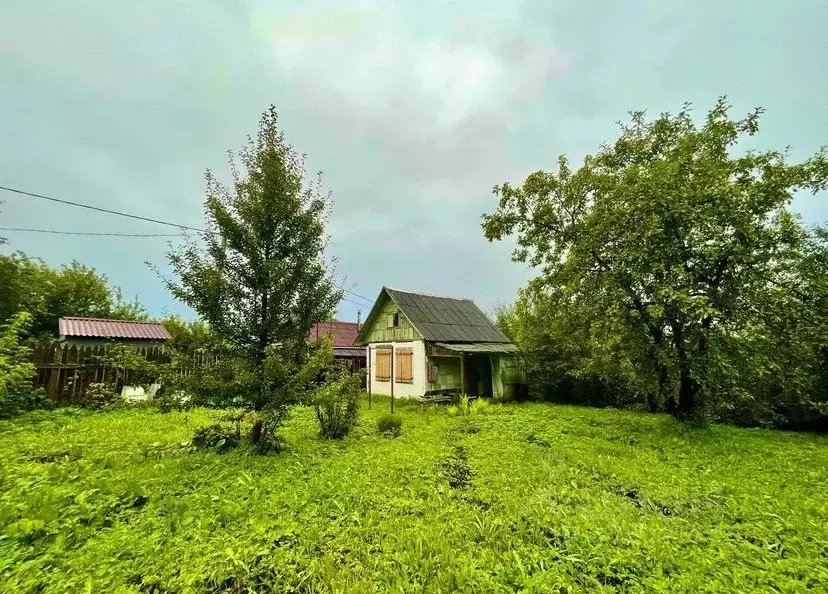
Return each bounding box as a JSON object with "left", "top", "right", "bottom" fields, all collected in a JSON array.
[
  {"left": 309, "top": 321, "right": 359, "bottom": 348},
  {"left": 59, "top": 317, "right": 171, "bottom": 340}
]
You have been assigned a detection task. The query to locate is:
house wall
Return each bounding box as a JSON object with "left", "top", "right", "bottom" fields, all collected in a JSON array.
[
  {"left": 426, "top": 355, "right": 462, "bottom": 393},
  {"left": 361, "top": 298, "right": 419, "bottom": 343},
  {"left": 367, "top": 340, "right": 427, "bottom": 398}
]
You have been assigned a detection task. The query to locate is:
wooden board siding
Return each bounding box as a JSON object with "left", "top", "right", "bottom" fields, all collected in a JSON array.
[
  {"left": 426, "top": 356, "right": 462, "bottom": 393},
  {"left": 361, "top": 297, "right": 419, "bottom": 343}
]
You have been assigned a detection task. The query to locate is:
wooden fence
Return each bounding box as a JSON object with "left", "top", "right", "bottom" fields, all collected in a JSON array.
[{"left": 33, "top": 343, "right": 168, "bottom": 403}]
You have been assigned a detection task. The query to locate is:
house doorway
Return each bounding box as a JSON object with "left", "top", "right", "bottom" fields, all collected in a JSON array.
[{"left": 464, "top": 354, "right": 493, "bottom": 398}]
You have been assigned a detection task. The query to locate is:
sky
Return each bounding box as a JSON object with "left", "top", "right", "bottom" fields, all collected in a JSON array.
[{"left": 1, "top": 0, "right": 826, "bottom": 322}]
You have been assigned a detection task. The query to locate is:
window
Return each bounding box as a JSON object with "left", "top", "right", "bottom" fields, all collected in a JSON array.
[
  {"left": 396, "top": 348, "right": 413, "bottom": 383},
  {"left": 386, "top": 312, "right": 399, "bottom": 329},
  {"left": 375, "top": 348, "right": 391, "bottom": 382}
]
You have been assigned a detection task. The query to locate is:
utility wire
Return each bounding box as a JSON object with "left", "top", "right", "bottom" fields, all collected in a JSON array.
[
  {"left": 343, "top": 287, "right": 374, "bottom": 303},
  {"left": 1, "top": 184, "right": 377, "bottom": 301},
  {"left": 0, "top": 226, "right": 184, "bottom": 237},
  {"left": 0, "top": 184, "right": 206, "bottom": 232}
]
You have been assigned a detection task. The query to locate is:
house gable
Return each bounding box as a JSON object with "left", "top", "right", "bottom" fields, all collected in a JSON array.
[
  {"left": 357, "top": 290, "right": 422, "bottom": 344},
  {"left": 356, "top": 287, "right": 510, "bottom": 345}
]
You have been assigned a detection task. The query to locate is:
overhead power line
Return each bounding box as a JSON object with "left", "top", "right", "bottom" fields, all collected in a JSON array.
[
  {"left": 343, "top": 287, "right": 374, "bottom": 303},
  {"left": 1, "top": 184, "right": 378, "bottom": 303},
  {"left": 0, "top": 184, "right": 206, "bottom": 232},
  {"left": 0, "top": 226, "right": 184, "bottom": 237}
]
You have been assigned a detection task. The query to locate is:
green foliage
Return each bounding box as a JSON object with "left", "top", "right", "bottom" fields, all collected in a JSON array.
[
  {"left": 0, "top": 402, "right": 825, "bottom": 591},
  {"left": 469, "top": 397, "right": 494, "bottom": 415},
  {"left": 84, "top": 383, "right": 119, "bottom": 410},
  {"left": 484, "top": 98, "right": 828, "bottom": 425},
  {"left": 187, "top": 423, "right": 240, "bottom": 453},
  {"left": 163, "top": 106, "right": 342, "bottom": 425},
  {"left": 0, "top": 252, "right": 146, "bottom": 339},
  {"left": 438, "top": 445, "right": 473, "bottom": 490},
  {"left": 0, "top": 312, "right": 47, "bottom": 417},
  {"left": 312, "top": 369, "right": 361, "bottom": 439},
  {"left": 376, "top": 413, "right": 402, "bottom": 437}
]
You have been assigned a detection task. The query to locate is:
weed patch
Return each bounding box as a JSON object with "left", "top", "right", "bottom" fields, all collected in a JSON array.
[{"left": 439, "top": 445, "right": 474, "bottom": 490}]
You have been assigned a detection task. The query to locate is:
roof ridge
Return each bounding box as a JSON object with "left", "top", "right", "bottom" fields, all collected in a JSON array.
[
  {"left": 385, "top": 286, "right": 473, "bottom": 302},
  {"left": 59, "top": 316, "right": 164, "bottom": 325}
]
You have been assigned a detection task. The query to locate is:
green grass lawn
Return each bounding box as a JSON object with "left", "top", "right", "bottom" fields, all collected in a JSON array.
[{"left": 1, "top": 398, "right": 826, "bottom": 593}]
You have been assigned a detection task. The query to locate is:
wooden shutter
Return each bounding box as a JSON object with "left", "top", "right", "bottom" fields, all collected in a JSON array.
[
  {"left": 427, "top": 362, "right": 438, "bottom": 383},
  {"left": 396, "top": 348, "right": 413, "bottom": 383},
  {"left": 375, "top": 348, "right": 391, "bottom": 381}
]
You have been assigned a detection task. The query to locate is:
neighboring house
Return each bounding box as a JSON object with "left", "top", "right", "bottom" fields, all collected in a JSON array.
[
  {"left": 309, "top": 320, "right": 366, "bottom": 372},
  {"left": 355, "top": 287, "right": 524, "bottom": 399},
  {"left": 38, "top": 317, "right": 173, "bottom": 401}
]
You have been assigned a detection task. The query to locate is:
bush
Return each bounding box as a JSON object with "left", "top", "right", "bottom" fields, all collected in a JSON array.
[
  {"left": 187, "top": 424, "right": 239, "bottom": 453},
  {"left": 377, "top": 414, "right": 402, "bottom": 437},
  {"left": 312, "top": 372, "right": 361, "bottom": 439},
  {"left": 85, "top": 383, "right": 119, "bottom": 409},
  {"left": 0, "top": 312, "right": 46, "bottom": 418},
  {"left": 154, "top": 389, "right": 190, "bottom": 413},
  {"left": 248, "top": 412, "right": 287, "bottom": 454}
]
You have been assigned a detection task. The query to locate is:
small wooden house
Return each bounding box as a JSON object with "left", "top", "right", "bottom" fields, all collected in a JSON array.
[
  {"left": 355, "top": 287, "right": 524, "bottom": 400},
  {"left": 310, "top": 320, "right": 367, "bottom": 372}
]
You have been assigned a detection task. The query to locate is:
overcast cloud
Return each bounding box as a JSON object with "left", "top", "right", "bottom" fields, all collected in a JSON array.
[{"left": 1, "top": 0, "right": 826, "bottom": 321}]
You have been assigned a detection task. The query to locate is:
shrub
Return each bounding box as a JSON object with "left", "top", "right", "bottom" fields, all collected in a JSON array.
[
  {"left": 85, "top": 383, "right": 119, "bottom": 409},
  {"left": 154, "top": 389, "right": 190, "bottom": 413},
  {"left": 377, "top": 414, "right": 402, "bottom": 437},
  {"left": 248, "top": 412, "right": 287, "bottom": 454},
  {"left": 187, "top": 424, "right": 239, "bottom": 453},
  {"left": 0, "top": 312, "right": 46, "bottom": 418},
  {"left": 312, "top": 372, "right": 361, "bottom": 439}
]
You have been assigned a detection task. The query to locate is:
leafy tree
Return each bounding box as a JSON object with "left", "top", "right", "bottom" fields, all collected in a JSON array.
[
  {"left": 484, "top": 98, "right": 827, "bottom": 420},
  {"left": 0, "top": 252, "right": 147, "bottom": 338},
  {"left": 164, "top": 106, "right": 341, "bottom": 437}
]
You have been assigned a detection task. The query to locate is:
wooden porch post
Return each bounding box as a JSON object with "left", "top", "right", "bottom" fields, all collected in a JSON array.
[
  {"left": 367, "top": 346, "right": 372, "bottom": 409},
  {"left": 459, "top": 353, "right": 465, "bottom": 396},
  {"left": 390, "top": 344, "right": 395, "bottom": 414}
]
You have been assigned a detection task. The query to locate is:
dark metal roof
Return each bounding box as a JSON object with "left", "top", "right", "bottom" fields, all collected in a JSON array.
[
  {"left": 434, "top": 342, "right": 519, "bottom": 353},
  {"left": 376, "top": 287, "right": 511, "bottom": 343},
  {"left": 59, "top": 317, "right": 171, "bottom": 340}
]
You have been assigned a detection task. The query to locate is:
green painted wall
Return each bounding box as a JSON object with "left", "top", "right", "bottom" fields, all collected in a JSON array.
[
  {"left": 500, "top": 355, "right": 523, "bottom": 384},
  {"left": 491, "top": 354, "right": 503, "bottom": 399},
  {"left": 362, "top": 296, "right": 420, "bottom": 343},
  {"left": 426, "top": 356, "right": 462, "bottom": 392}
]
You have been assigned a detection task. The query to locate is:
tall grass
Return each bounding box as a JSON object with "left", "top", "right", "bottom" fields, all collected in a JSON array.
[{"left": 0, "top": 397, "right": 825, "bottom": 592}]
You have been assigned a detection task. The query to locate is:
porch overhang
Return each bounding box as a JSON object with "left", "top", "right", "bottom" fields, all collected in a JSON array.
[{"left": 432, "top": 342, "right": 519, "bottom": 354}]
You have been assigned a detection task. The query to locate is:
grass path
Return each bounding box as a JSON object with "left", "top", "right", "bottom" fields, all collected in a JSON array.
[{"left": 1, "top": 398, "right": 826, "bottom": 592}]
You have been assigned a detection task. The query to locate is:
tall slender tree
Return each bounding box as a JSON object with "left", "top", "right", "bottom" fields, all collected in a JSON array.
[{"left": 165, "top": 106, "right": 342, "bottom": 417}]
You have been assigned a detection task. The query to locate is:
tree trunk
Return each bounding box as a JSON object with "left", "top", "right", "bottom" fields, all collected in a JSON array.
[
  {"left": 676, "top": 365, "right": 699, "bottom": 419},
  {"left": 672, "top": 322, "right": 699, "bottom": 419}
]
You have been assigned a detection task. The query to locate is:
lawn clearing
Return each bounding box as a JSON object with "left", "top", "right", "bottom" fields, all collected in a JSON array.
[{"left": 1, "top": 398, "right": 826, "bottom": 592}]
